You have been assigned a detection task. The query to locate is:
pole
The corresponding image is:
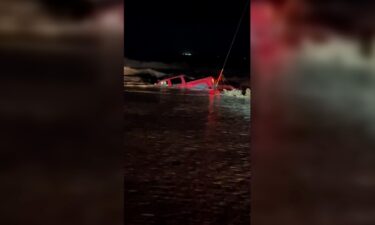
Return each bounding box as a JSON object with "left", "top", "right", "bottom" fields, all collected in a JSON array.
[{"left": 216, "top": 0, "right": 250, "bottom": 87}]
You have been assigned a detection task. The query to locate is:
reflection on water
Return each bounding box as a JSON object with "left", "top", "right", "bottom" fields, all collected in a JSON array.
[{"left": 124, "top": 87, "right": 250, "bottom": 225}]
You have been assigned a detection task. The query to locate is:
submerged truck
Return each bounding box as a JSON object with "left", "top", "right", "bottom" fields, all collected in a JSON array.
[
  {"left": 156, "top": 74, "right": 235, "bottom": 91},
  {"left": 156, "top": 75, "right": 215, "bottom": 90}
]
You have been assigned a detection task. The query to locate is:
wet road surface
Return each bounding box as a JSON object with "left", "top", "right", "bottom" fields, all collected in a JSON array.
[{"left": 124, "top": 87, "right": 250, "bottom": 225}]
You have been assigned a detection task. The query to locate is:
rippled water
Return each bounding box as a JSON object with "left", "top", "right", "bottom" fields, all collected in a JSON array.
[{"left": 124, "top": 87, "right": 250, "bottom": 225}]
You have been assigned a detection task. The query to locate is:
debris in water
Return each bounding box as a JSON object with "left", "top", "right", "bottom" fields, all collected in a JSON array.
[{"left": 221, "top": 88, "right": 251, "bottom": 98}]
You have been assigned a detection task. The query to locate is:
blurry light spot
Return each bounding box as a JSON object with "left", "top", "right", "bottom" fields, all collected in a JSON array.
[{"left": 182, "top": 51, "right": 192, "bottom": 56}]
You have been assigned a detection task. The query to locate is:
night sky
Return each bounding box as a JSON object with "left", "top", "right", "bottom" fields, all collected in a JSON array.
[{"left": 124, "top": 0, "right": 249, "bottom": 73}]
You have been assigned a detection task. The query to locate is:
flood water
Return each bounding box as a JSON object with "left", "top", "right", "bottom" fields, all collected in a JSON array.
[{"left": 124, "top": 87, "right": 251, "bottom": 225}]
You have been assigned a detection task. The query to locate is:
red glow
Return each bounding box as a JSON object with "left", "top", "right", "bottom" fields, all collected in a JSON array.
[{"left": 251, "top": 2, "right": 292, "bottom": 78}]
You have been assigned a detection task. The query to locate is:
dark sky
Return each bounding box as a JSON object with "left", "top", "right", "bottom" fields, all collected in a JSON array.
[{"left": 124, "top": 0, "right": 249, "bottom": 67}]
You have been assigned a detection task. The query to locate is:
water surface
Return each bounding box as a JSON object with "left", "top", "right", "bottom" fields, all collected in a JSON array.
[{"left": 124, "top": 87, "right": 250, "bottom": 225}]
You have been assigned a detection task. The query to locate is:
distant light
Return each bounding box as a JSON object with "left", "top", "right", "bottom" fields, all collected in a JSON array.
[{"left": 182, "top": 51, "right": 192, "bottom": 56}]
